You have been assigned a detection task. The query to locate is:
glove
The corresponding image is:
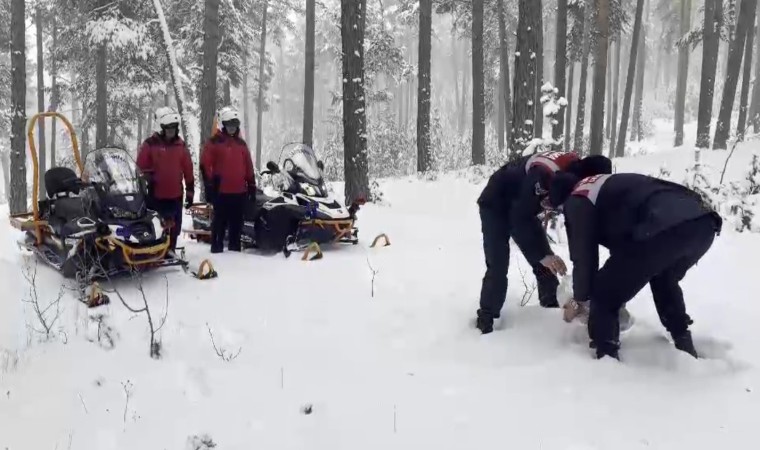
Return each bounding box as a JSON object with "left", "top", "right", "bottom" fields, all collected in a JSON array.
[
  {"left": 562, "top": 299, "right": 589, "bottom": 324},
  {"left": 185, "top": 191, "right": 194, "bottom": 209},
  {"left": 540, "top": 254, "right": 568, "bottom": 276}
]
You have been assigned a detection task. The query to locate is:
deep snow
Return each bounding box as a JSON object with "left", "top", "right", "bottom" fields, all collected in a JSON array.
[{"left": 1, "top": 126, "right": 759, "bottom": 449}]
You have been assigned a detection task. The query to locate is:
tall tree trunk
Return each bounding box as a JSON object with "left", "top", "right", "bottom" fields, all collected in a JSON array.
[
  {"left": 303, "top": 0, "right": 315, "bottom": 147},
  {"left": 256, "top": 0, "right": 269, "bottom": 171},
  {"left": 50, "top": 16, "right": 59, "bottom": 166},
  {"left": 616, "top": 0, "right": 645, "bottom": 157},
  {"left": 565, "top": 62, "right": 575, "bottom": 151},
  {"left": 10, "top": 0, "right": 26, "bottom": 214},
  {"left": 714, "top": 0, "right": 758, "bottom": 149},
  {"left": 633, "top": 0, "right": 647, "bottom": 142},
  {"left": 417, "top": 0, "right": 432, "bottom": 172},
  {"left": 472, "top": 0, "right": 486, "bottom": 164},
  {"left": 573, "top": 7, "right": 591, "bottom": 153},
  {"left": 461, "top": 40, "right": 470, "bottom": 133},
  {"left": 696, "top": 0, "right": 722, "bottom": 148},
  {"left": 223, "top": 80, "right": 231, "bottom": 105},
  {"left": 534, "top": 0, "right": 544, "bottom": 140},
  {"left": 498, "top": 0, "right": 511, "bottom": 152},
  {"left": 554, "top": 0, "right": 568, "bottom": 145},
  {"left": 512, "top": 0, "right": 542, "bottom": 155},
  {"left": 609, "top": 37, "right": 621, "bottom": 157},
  {"left": 751, "top": 8, "right": 760, "bottom": 131},
  {"left": 606, "top": 38, "right": 612, "bottom": 139},
  {"left": 674, "top": 0, "right": 691, "bottom": 146},
  {"left": 243, "top": 55, "right": 250, "bottom": 141},
  {"left": 137, "top": 105, "right": 144, "bottom": 144},
  {"left": 95, "top": 44, "right": 108, "bottom": 148},
  {"left": 341, "top": 0, "right": 369, "bottom": 204},
  {"left": 589, "top": 0, "right": 610, "bottom": 155},
  {"left": 200, "top": 0, "right": 221, "bottom": 183},
  {"left": 737, "top": 17, "right": 756, "bottom": 140},
  {"left": 452, "top": 32, "right": 460, "bottom": 130},
  {"left": 36, "top": 6, "right": 47, "bottom": 198}
]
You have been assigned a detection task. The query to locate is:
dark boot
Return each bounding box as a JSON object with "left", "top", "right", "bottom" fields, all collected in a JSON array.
[
  {"left": 591, "top": 340, "right": 620, "bottom": 360},
  {"left": 476, "top": 316, "right": 494, "bottom": 334},
  {"left": 672, "top": 330, "right": 698, "bottom": 358}
]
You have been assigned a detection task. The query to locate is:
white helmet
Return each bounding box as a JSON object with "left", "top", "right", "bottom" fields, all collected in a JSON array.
[
  {"left": 155, "top": 106, "right": 180, "bottom": 129},
  {"left": 218, "top": 106, "right": 240, "bottom": 125}
]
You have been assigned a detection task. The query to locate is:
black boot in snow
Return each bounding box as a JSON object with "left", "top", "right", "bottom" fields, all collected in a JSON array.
[
  {"left": 591, "top": 341, "right": 620, "bottom": 360},
  {"left": 672, "top": 331, "right": 699, "bottom": 358},
  {"left": 476, "top": 316, "right": 494, "bottom": 334}
]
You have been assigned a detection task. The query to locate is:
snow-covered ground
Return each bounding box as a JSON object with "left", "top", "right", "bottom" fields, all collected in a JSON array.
[{"left": 1, "top": 125, "right": 759, "bottom": 449}]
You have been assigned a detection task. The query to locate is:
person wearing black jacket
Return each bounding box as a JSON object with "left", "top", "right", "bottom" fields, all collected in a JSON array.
[
  {"left": 474, "top": 151, "right": 613, "bottom": 334},
  {"left": 548, "top": 172, "right": 723, "bottom": 360}
]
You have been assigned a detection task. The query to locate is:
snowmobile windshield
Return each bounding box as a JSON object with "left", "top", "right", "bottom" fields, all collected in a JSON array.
[
  {"left": 283, "top": 145, "right": 322, "bottom": 184},
  {"left": 84, "top": 148, "right": 146, "bottom": 220}
]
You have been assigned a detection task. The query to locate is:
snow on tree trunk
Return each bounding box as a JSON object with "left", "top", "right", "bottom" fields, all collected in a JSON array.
[
  {"left": 256, "top": 0, "right": 269, "bottom": 172},
  {"left": 573, "top": 6, "right": 591, "bottom": 153},
  {"left": 565, "top": 62, "right": 575, "bottom": 152},
  {"left": 589, "top": 0, "right": 609, "bottom": 156},
  {"left": 714, "top": 0, "right": 758, "bottom": 149},
  {"left": 10, "top": 0, "right": 27, "bottom": 215},
  {"left": 472, "top": 0, "right": 486, "bottom": 165},
  {"left": 616, "top": 0, "right": 645, "bottom": 158},
  {"left": 152, "top": 0, "right": 196, "bottom": 162},
  {"left": 512, "top": 0, "right": 542, "bottom": 155},
  {"left": 341, "top": 0, "right": 370, "bottom": 205},
  {"left": 417, "top": 0, "right": 432, "bottom": 172},
  {"left": 96, "top": 42, "right": 108, "bottom": 148},
  {"left": 736, "top": 17, "right": 756, "bottom": 141},
  {"left": 674, "top": 0, "right": 691, "bottom": 147},
  {"left": 200, "top": 0, "right": 221, "bottom": 192},
  {"left": 36, "top": 6, "right": 46, "bottom": 198},
  {"left": 303, "top": 0, "right": 315, "bottom": 148},
  {"left": 554, "top": 0, "right": 568, "bottom": 146},
  {"left": 697, "top": 0, "right": 721, "bottom": 149},
  {"left": 533, "top": 0, "right": 544, "bottom": 141}
]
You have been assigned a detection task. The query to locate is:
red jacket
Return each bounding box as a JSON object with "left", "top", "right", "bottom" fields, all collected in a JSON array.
[
  {"left": 200, "top": 132, "right": 255, "bottom": 194},
  {"left": 136, "top": 134, "right": 194, "bottom": 200}
]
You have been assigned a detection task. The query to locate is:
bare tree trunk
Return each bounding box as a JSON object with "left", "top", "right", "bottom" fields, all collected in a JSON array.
[
  {"left": 633, "top": 0, "right": 647, "bottom": 142},
  {"left": 243, "top": 54, "right": 250, "bottom": 141},
  {"left": 554, "top": 0, "right": 568, "bottom": 145},
  {"left": 751, "top": 9, "right": 760, "bottom": 132},
  {"left": 137, "top": 105, "right": 144, "bottom": 144},
  {"left": 36, "top": 6, "right": 47, "bottom": 197},
  {"left": 341, "top": 0, "right": 369, "bottom": 204},
  {"left": 609, "top": 37, "right": 621, "bottom": 157},
  {"left": 606, "top": 38, "right": 612, "bottom": 139},
  {"left": 512, "top": 0, "right": 542, "bottom": 155},
  {"left": 256, "top": 0, "right": 269, "bottom": 171},
  {"left": 417, "top": 0, "right": 432, "bottom": 172},
  {"left": 674, "top": 0, "right": 691, "bottom": 146},
  {"left": 696, "top": 0, "right": 721, "bottom": 148},
  {"left": 200, "top": 0, "right": 221, "bottom": 180},
  {"left": 534, "top": 0, "right": 544, "bottom": 140},
  {"left": 50, "top": 16, "right": 59, "bottom": 166},
  {"left": 737, "top": 17, "right": 756, "bottom": 140},
  {"left": 303, "top": 0, "right": 315, "bottom": 147},
  {"left": 616, "top": 0, "right": 645, "bottom": 157},
  {"left": 10, "top": 0, "right": 27, "bottom": 214},
  {"left": 472, "top": 0, "right": 486, "bottom": 164},
  {"left": 573, "top": 6, "right": 591, "bottom": 153},
  {"left": 498, "top": 0, "right": 510, "bottom": 152},
  {"left": 714, "top": 0, "right": 758, "bottom": 149},
  {"left": 461, "top": 40, "right": 470, "bottom": 133},
  {"left": 565, "top": 62, "right": 575, "bottom": 151},
  {"left": 589, "top": 0, "right": 610, "bottom": 155},
  {"left": 96, "top": 43, "right": 108, "bottom": 148}
]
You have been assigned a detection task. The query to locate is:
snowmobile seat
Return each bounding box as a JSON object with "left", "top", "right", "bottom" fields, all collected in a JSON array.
[
  {"left": 49, "top": 197, "right": 89, "bottom": 237},
  {"left": 45, "top": 167, "right": 82, "bottom": 199}
]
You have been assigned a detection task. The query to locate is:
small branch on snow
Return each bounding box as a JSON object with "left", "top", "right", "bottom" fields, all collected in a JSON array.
[
  {"left": 121, "top": 380, "right": 133, "bottom": 429},
  {"left": 78, "top": 392, "right": 89, "bottom": 414},
  {"left": 366, "top": 256, "right": 379, "bottom": 298},
  {"left": 21, "top": 258, "right": 63, "bottom": 341},
  {"left": 205, "top": 323, "right": 242, "bottom": 362},
  {"left": 516, "top": 257, "right": 537, "bottom": 307}
]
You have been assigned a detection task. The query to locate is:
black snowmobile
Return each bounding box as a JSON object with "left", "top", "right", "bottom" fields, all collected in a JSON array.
[
  {"left": 186, "top": 143, "right": 365, "bottom": 258},
  {"left": 13, "top": 146, "right": 188, "bottom": 282}
]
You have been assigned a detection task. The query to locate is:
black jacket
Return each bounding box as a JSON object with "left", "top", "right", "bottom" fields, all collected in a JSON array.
[
  {"left": 477, "top": 152, "right": 579, "bottom": 264},
  {"left": 564, "top": 173, "right": 722, "bottom": 302}
]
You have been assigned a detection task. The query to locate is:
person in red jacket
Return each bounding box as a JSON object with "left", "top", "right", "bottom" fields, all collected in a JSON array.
[
  {"left": 201, "top": 107, "right": 255, "bottom": 253},
  {"left": 136, "top": 107, "right": 194, "bottom": 252}
]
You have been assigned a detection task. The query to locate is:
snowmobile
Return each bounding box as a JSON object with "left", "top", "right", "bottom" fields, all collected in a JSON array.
[
  {"left": 10, "top": 113, "right": 189, "bottom": 292},
  {"left": 186, "top": 143, "right": 371, "bottom": 259}
]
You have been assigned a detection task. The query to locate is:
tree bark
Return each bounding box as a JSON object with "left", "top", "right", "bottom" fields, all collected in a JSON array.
[
  {"left": 554, "top": 0, "right": 568, "bottom": 145},
  {"left": 417, "top": 0, "right": 432, "bottom": 172},
  {"left": 200, "top": 0, "right": 221, "bottom": 178},
  {"left": 632, "top": 0, "right": 648, "bottom": 141},
  {"left": 674, "top": 0, "right": 691, "bottom": 146},
  {"left": 36, "top": 6, "right": 47, "bottom": 198},
  {"left": 737, "top": 17, "right": 756, "bottom": 140},
  {"left": 512, "top": 0, "right": 542, "bottom": 155},
  {"left": 565, "top": 62, "right": 575, "bottom": 151},
  {"left": 589, "top": 0, "right": 609, "bottom": 155},
  {"left": 341, "top": 0, "right": 369, "bottom": 204},
  {"left": 534, "top": 0, "right": 544, "bottom": 141},
  {"left": 609, "top": 37, "right": 621, "bottom": 157},
  {"left": 256, "top": 0, "right": 269, "bottom": 171},
  {"left": 696, "top": 0, "right": 721, "bottom": 148},
  {"left": 615, "top": 0, "right": 645, "bottom": 157},
  {"left": 751, "top": 7, "right": 760, "bottom": 132},
  {"left": 472, "top": 0, "right": 486, "bottom": 164},
  {"left": 50, "top": 16, "right": 59, "bottom": 166},
  {"left": 606, "top": 37, "right": 612, "bottom": 139},
  {"left": 10, "top": 0, "right": 26, "bottom": 214},
  {"left": 243, "top": 54, "right": 250, "bottom": 141},
  {"left": 714, "top": 0, "right": 758, "bottom": 149},
  {"left": 303, "top": 0, "right": 315, "bottom": 147},
  {"left": 498, "top": 0, "right": 511, "bottom": 152},
  {"left": 573, "top": 6, "right": 591, "bottom": 153},
  {"left": 95, "top": 43, "right": 108, "bottom": 148}
]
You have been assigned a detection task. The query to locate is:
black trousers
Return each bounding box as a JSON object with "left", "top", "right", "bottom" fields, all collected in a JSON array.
[
  {"left": 589, "top": 215, "right": 718, "bottom": 353},
  {"left": 477, "top": 206, "right": 559, "bottom": 320},
  {"left": 150, "top": 198, "right": 182, "bottom": 251},
  {"left": 211, "top": 193, "right": 246, "bottom": 252}
]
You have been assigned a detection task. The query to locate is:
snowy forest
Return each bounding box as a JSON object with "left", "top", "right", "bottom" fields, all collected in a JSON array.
[{"left": 1, "top": 0, "right": 759, "bottom": 215}]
